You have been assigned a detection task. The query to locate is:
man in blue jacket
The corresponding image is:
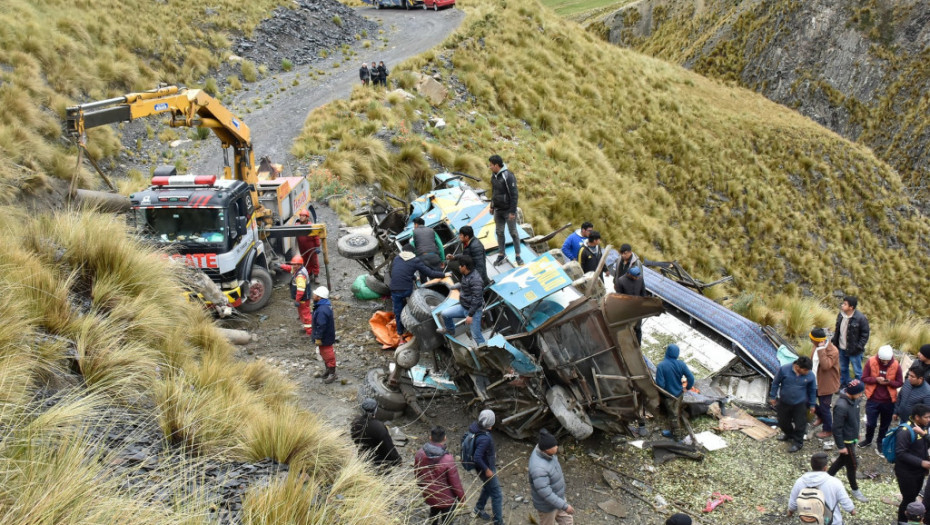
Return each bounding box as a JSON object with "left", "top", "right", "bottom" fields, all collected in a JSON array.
[
  {"left": 311, "top": 286, "right": 337, "bottom": 384},
  {"left": 560, "top": 221, "right": 593, "bottom": 262},
  {"left": 655, "top": 344, "right": 695, "bottom": 441},
  {"left": 769, "top": 356, "right": 818, "bottom": 452},
  {"left": 470, "top": 409, "right": 504, "bottom": 525},
  {"left": 390, "top": 246, "right": 446, "bottom": 340}
]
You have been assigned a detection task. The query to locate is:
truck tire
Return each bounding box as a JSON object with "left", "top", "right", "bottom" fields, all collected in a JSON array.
[
  {"left": 359, "top": 368, "right": 407, "bottom": 411},
  {"left": 407, "top": 288, "right": 445, "bottom": 321},
  {"left": 401, "top": 305, "right": 419, "bottom": 332},
  {"left": 562, "top": 261, "right": 584, "bottom": 281},
  {"left": 394, "top": 338, "right": 421, "bottom": 369},
  {"left": 573, "top": 273, "right": 606, "bottom": 299},
  {"left": 546, "top": 385, "right": 594, "bottom": 440},
  {"left": 337, "top": 233, "right": 379, "bottom": 259},
  {"left": 238, "top": 266, "right": 273, "bottom": 313},
  {"left": 365, "top": 274, "right": 391, "bottom": 296}
]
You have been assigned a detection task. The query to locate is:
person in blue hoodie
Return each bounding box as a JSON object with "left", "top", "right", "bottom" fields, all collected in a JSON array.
[
  {"left": 655, "top": 344, "right": 695, "bottom": 440},
  {"left": 560, "top": 222, "right": 593, "bottom": 262},
  {"left": 311, "top": 286, "right": 337, "bottom": 384}
]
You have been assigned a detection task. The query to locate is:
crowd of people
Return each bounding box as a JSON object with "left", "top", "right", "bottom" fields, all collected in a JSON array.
[{"left": 360, "top": 61, "right": 389, "bottom": 87}]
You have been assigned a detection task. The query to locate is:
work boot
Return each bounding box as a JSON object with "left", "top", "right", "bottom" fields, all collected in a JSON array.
[
  {"left": 858, "top": 439, "right": 872, "bottom": 448},
  {"left": 515, "top": 256, "right": 524, "bottom": 266},
  {"left": 322, "top": 367, "right": 337, "bottom": 384}
]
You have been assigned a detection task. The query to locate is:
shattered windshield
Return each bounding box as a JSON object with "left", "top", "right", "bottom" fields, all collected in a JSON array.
[{"left": 135, "top": 208, "right": 226, "bottom": 244}]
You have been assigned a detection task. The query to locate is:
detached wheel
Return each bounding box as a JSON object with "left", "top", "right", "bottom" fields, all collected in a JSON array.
[
  {"left": 359, "top": 368, "right": 407, "bottom": 412},
  {"left": 238, "top": 265, "right": 273, "bottom": 313},
  {"left": 546, "top": 385, "right": 594, "bottom": 440},
  {"left": 365, "top": 274, "right": 391, "bottom": 296},
  {"left": 337, "top": 233, "right": 379, "bottom": 259},
  {"left": 394, "top": 338, "right": 421, "bottom": 369},
  {"left": 408, "top": 288, "right": 446, "bottom": 321},
  {"left": 562, "top": 261, "right": 584, "bottom": 281}
]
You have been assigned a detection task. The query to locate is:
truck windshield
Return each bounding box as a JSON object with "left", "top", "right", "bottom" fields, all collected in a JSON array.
[{"left": 135, "top": 208, "right": 226, "bottom": 244}]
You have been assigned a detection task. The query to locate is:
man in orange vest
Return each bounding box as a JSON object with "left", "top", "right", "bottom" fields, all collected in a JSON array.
[
  {"left": 279, "top": 254, "right": 313, "bottom": 336},
  {"left": 859, "top": 345, "right": 903, "bottom": 453}
]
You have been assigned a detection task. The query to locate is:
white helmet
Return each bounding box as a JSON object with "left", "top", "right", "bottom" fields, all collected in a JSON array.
[
  {"left": 877, "top": 345, "right": 894, "bottom": 361},
  {"left": 313, "top": 286, "right": 329, "bottom": 299}
]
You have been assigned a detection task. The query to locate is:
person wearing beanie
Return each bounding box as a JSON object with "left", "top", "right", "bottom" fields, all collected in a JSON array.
[
  {"left": 896, "top": 364, "right": 930, "bottom": 422},
  {"left": 665, "top": 513, "right": 692, "bottom": 525},
  {"left": 528, "top": 429, "right": 574, "bottom": 525},
  {"left": 769, "top": 356, "right": 817, "bottom": 453},
  {"left": 350, "top": 398, "right": 402, "bottom": 469},
  {"left": 917, "top": 344, "right": 930, "bottom": 382},
  {"left": 828, "top": 380, "right": 868, "bottom": 502},
  {"left": 810, "top": 328, "right": 840, "bottom": 439},
  {"left": 902, "top": 500, "right": 925, "bottom": 524},
  {"left": 860, "top": 344, "right": 902, "bottom": 451},
  {"left": 830, "top": 295, "right": 870, "bottom": 385},
  {"left": 655, "top": 344, "right": 695, "bottom": 441},
  {"left": 310, "top": 286, "right": 338, "bottom": 384},
  {"left": 470, "top": 410, "right": 504, "bottom": 524}
]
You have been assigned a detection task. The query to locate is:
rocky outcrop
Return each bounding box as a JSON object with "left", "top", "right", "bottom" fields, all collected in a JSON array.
[{"left": 598, "top": 0, "right": 930, "bottom": 193}]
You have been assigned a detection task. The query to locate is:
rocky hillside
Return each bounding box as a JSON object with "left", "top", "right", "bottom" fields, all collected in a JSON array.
[{"left": 594, "top": 0, "right": 930, "bottom": 197}]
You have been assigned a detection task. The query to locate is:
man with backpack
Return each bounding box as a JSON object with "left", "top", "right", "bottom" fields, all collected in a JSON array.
[
  {"left": 894, "top": 404, "right": 930, "bottom": 523},
  {"left": 827, "top": 380, "right": 868, "bottom": 502},
  {"left": 465, "top": 409, "right": 504, "bottom": 525},
  {"left": 414, "top": 426, "right": 465, "bottom": 525},
  {"left": 787, "top": 452, "right": 856, "bottom": 525}
]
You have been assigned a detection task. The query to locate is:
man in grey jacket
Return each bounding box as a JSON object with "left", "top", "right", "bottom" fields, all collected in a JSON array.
[
  {"left": 788, "top": 452, "right": 856, "bottom": 525},
  {"left": 528, "top": 429, "right": 574, "bottom": 525}
]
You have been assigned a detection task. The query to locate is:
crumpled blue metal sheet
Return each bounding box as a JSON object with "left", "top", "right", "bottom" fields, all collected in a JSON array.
[{"left": 643, "top": 268, "right": 779, "bottom": 378}]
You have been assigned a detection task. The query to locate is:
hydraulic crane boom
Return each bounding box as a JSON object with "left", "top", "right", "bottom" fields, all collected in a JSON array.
[{"left": 65, "top": 85, "right": 260, "bottom": 212}]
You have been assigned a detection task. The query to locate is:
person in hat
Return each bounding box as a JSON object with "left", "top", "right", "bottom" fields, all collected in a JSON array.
[
  {"left": 859, "top": 344, "right": 902, "bottom": 451},
  {"left": 810, "top": 328, "right": 840, "bottom": 439},
  {"left": 359, "top": 62, "right": 370, "bottom": 86},
  {"left": 828, "top": 379, "right": 868, "bottom": 502},
  {"left": 279, "top": 254, "right": 313, "bottom": 335},
  {"left": 470, "top": 409, "right": 504, "bottom": 525},
  {"left": 350, "top": 398, "right": 402, "bottom": 469},
  {"left": 310, "top": 286, "right": 337, "bottom": 383},
  {"left": 295, "top": 208, "right": 321, "bottom": 284},
  {"left": 655, "top": 344, "right": 695, "bottom": 441},
  {"left": 901, "top": 500, "right": 925, "bottom": 524},
  {"left": 788, "top": 452, "right": 856, "bottom": 524},
  {"left": 528, "top": 429, "right": 574, "bottom": 525},
  {"left": 665, "top": 514, "right": 692, "bottom": 525},
  {"left": 413, "top": 426, "right": 466, "bottom": 525},
  {"left": 769, "top": 356, "right": 817, "bottom": 453}
]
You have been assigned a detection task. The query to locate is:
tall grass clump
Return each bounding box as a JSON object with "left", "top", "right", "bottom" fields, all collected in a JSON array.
[{"left": 292, "top": 0, "right": 930, "bottom": 325}]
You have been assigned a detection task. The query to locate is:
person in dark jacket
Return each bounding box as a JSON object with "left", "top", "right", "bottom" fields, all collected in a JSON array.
[
  {"left": 438, "top": 255, "right": 485, "bottom": 345},
  {"left": 470, "top": 409, "right": 503, "bottom": 525},
  {"left": 828, "top": 380, "right": 868, "bottom": 502},
  {"left": 655, "top": 344, "right": 695, "bottom": 441},
  {"left": 831, "top": 295, "right": 870, "bottom": 385},
  {"left": 859, "top": 345, "right": 903, "bottom": 450},
  {"left": 560, "top": 222, "right": 592, "bottom": 262},
  {"left": 411, "top": 217, "right": 445, "bottom": 272},
  {"left": 613, "top": 243, "right": 642, "bottom": 279},
  {"left": 377, "top": 61, "right": 388, "bottom": 86},
  {"left": 414, "top": 426, "right": 465, "bottom": 525},
  {"left": 665, "top": 514, "right": 692, "bottom": 525},
  {"left": 447, "top": 225, "right": 487, "bottom": 284},
  {"left": 616, "top": 266, "right": 645, "bottom": 343},
  {"left": 390, "top": 247, "right": 446, "bottom": 339},
  {"left": 894, "top": 403, "right": 930, "bottom": 522},
  {"left": 528, "top": 429, "right": 574, "bottom": 525},
  {"left": 488, "top": 155, "right": 522, "bottom": 267},
  {"left": 359, "top": 63, "right": 370, "bottom": 86},
  {"left": 310, "top": 286, "right": 337, "bottom": 384},
  {"left": 351, "top": 398, "right": 402, "bottom": 469},
  {"left": 577, "top": 231, "right": 605, "bottom": 274},
  {"left": 769, "top": 356, "right": 817, "bottom": 452},
  {"left": 895, "top": 364, "right": 930, "bottom": 421}
]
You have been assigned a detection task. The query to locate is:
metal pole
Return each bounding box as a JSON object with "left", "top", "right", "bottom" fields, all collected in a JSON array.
[{"left": 322, "top": 237, "right": 333, "bottom": 291}]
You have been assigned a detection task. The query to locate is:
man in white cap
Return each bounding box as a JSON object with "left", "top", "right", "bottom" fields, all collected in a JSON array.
[
  {"left": 311, "top": 286, "right": 337, "bottom": 383},
  {"left": 469, "top": 409, "right": 504, "bottom": 524},
  {"left": 859, "top": 344, "right": 902, "bottom": 452}
]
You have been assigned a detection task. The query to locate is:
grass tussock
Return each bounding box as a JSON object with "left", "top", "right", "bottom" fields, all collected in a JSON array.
[
  {"left": 0, "top": 208, "right": 409, "bottom": 524},
  {"left": 292, "top": 0, "right": 930, "bottom": 327}
]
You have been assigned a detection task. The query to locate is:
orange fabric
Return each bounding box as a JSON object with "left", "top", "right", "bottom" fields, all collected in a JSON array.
[
  {"left": 297, "top": 302, "right": 312, "bottom": 335},
  {"left": 865, "top": 357, "right": 899, "bottom": 402},
  {"left": 369, "top": 310, "right": 404, "bottom": 349}
]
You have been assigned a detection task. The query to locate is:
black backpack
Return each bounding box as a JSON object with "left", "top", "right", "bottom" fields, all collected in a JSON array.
[{"left": 460, "top": 430, "right": 485, "bottom": 472}]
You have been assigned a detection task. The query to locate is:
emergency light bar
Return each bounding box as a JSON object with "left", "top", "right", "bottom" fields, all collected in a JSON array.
[{"left": 151, "top": 175, "right": 217, "bottom": 187}]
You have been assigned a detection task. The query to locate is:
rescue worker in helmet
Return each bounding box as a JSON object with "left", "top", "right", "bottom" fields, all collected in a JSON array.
[
  {"left": 279, "top": 254, "right": 313, "bottom": 336},
  {"left": 296, "top": 209, "right": 321, "bottom": 285}
]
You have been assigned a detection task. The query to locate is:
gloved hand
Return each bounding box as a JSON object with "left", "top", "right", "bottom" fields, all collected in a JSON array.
[
  {"left": 293, "top": 301, "right": 301, "bottom": 307},
  {"left": 315, "top": 339, "right": 322, "bottom": 346}
]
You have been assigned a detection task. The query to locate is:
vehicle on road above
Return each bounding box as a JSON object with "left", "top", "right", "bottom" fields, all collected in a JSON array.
[{"left": 421, "top": 0, "right": 454, "bottom": 10}]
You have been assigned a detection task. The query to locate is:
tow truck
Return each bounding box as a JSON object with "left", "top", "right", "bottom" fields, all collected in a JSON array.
[{"left": 66, "top": 86, "right": 329, "bottom": 312}]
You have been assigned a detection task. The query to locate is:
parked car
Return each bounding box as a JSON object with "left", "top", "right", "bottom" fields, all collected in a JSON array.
[
  {"left": 422, "top": 0, "right": 454, "bottom": 10},
  {"left": 341, "top": 173, "right": 664, "bottom": 439}
]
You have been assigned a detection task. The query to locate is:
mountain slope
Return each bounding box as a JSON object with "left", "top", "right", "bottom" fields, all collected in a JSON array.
[
  {"left": 294, "top": 0, "right": 930, "bottom": 321},
  {"left": 595, "top": 0, "right": 930, "bottom": 197}
]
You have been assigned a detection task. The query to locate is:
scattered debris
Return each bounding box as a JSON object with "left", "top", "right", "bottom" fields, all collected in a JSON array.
[
  {"left": 598, "top": 499, "right": 627, "bottom": 518},
  {"left": 703, "top": 492, "right": 733, "bottom": 513},
  {"left": 681, "top": 431, "right": 727, "bottom": 451}
]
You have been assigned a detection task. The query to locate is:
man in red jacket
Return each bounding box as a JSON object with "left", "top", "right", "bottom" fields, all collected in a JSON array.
[
  {"left": 414, "top": 426, "right": 466, "bottom": 525},
  {"left": 860, "top": 344, "right": 903, "bottom": 452},
  {"left": 296, "top": 209, "right": 321, "bottom": 283}
]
